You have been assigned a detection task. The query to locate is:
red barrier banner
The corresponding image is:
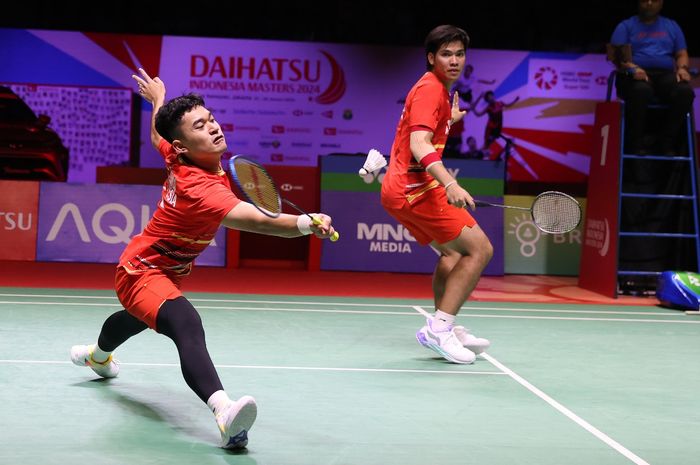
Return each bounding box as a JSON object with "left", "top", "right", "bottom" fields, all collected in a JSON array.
[
  {"left": 235, "top": 165, "right": 319, "bottom": 264},
  {"left": 579, "top": 102, "right": 621, "bottom": 297},
  {"left": 0, "top": 180, "right": 39, "bottom": 261}
]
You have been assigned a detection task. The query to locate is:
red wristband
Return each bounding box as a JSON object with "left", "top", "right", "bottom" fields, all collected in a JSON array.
[{"left": 419, "top": 151, "right": 441, "bottom": 169}]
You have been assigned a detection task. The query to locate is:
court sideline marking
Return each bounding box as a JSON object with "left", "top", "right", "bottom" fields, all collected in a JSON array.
[
  {"left": 412, "top": 305, "right": 651, "bottom": 465},
  {"left": 0, "top": 359, "right": 504, "bottom": 376},
  {"left": 0, "top": 292, "right": 683, "bottom": 316},
  {"left": 0, "top": 300, "right": 696, "bottom": 324},
  {"left": 0, "top": 298, "right": 696, "bottom": 325}
]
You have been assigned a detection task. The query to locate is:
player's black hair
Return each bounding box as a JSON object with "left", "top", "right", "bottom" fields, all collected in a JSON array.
[
  {"left": 155, "top": 93, "right": 206, "bottom": 143},
  {"left": 424, "top": 25, "right": 470, "bottom": 71}
]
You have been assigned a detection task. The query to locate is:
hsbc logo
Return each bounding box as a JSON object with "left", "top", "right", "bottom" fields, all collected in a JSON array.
[
  {"left": 280, "top": 183, "right": 303, "bottom": 192},
  {"left": 324, "top": 127, "right": 337, "bottom": 135},
  {"left": 221, "top": 123, "right": 234, "bottom": 132},
  {"left": 243, "top": 181, "right": 301, "bottom": 193},
  {"left": 271, "top": 125, "right": 285, "bottom": 134}
]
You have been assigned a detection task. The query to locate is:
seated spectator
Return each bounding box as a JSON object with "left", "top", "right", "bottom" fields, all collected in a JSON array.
[
  {"left": 465, "top": 136, "right": 487, "bottom": 159},
  {"left": 610, "top": 0, "right": 694, "bottom": 155}
]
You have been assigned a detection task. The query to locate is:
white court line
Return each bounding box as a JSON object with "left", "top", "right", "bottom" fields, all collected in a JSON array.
[
  {"left": 0, "top": 292, "right": 683, "bottom": 317},
  {"left": 0, "top": 300, "right": 696, "bottom": 324},
  {"left": 0, "top": 293, "right": 118, "bottom": 300},
  {"left": 483, "top": 354, "right": 650, "bottom": 465},
  {"left": 453, "top": 313, "right": 699, "bottom": 324},
  {"left": 0, "top": 359, "right": 504, "bottom": 376},
  {"left": 0, "top": 301, "right": 413, "bottom": 315},
  {"left": 412, "top": 305, "right": 651, "bottom": 465}
]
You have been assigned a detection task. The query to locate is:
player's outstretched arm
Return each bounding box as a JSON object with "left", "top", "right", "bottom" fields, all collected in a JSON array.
[
  {"left": 221, "top": 202, "right": 335, "bottom": 239},
  {"left": 132, "top": 68, "right": 166, "bottom": 148},
  {"left": 505, "top": 96, "right": 520, "bottom": 107}
]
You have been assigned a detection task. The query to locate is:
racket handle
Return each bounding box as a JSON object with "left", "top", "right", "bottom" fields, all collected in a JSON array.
[{"left": 312, "top": 216, "right": 340, "bottom": 242}]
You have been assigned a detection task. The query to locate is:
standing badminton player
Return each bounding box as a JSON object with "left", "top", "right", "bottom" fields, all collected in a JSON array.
[
  {"left": 70, "top": 68, "right": 335, "bottom": 449},
  {"left": 381, "top": 25, "right": 493, "bottom": 364}
]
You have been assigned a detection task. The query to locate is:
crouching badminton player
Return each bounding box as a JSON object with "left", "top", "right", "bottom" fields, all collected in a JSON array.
[{"left": 70, "top": 68, "right": 336, "bottom": 449}]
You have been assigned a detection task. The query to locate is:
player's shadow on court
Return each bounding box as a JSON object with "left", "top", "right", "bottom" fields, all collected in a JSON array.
[
  {"left": 412, "top": 356, "right": 487, "bottom": 365},
  {"left": 72, "top": 380, "right": 258, "bottom": 461},
  {"left": 412, "top": 356, "right": 456, "bottom": 364}
]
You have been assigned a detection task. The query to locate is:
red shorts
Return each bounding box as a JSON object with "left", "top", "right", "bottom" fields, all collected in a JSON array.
[
  {"left": 383, "top": 186, "right": 477, "bottom": 246},
  {"left": 115, "top": 266, "right": 184, "bottom": 330}
]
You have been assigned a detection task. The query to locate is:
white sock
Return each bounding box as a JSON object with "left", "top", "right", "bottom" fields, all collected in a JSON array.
[
  {"left": 91, "top": 344, "right": 112, "bottom": 363},
  {"left": 432, "top": 310, "right": 455, "bottom": 332},
  {"left": 207, "top": 390, "right": 233, "bottom": 417}
]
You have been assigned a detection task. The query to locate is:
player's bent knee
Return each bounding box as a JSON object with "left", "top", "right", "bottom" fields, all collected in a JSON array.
[
  {"left": 157, "top": 296, "right": 205, "bottom": 339},
  {"left": 483, "top": 240, "right": 494, "bottom": 263}
]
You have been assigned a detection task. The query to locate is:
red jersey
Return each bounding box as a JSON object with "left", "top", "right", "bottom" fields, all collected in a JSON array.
[
  {"left": 118, "top": 139, "right": 240, "bottom": 275},
  {"left": 381, "top": 72, "right": 452, "bottom": 209},
  {"left": 485, "top": 101, "right": 505, "bottom": 130}
]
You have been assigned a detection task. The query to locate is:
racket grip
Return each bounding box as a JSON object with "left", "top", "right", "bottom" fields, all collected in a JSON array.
[{"left": 312, "top": 216, "right": 340, "bottom": 242}]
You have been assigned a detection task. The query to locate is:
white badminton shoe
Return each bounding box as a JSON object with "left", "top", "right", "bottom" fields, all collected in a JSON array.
[
  {"left": 70, "top": 344, "right": 120, "bottom": 378},
  {"left": 453, "top": 326, "right": 491, "bottom": 354},
  {"left": 216, "top": 396, "right": 258, "bottom": 449},
  {"left": 416, "top": 319, "right": 476, "bottom": 364}
]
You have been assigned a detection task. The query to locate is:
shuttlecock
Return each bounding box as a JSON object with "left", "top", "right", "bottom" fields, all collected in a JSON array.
[{"left": 358, "top": 149, "right": 387, "bottom": 176}]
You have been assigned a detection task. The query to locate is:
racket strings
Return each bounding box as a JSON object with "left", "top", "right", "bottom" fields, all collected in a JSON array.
[
  {"left": 531, "top": 192, "right": 581, "bottom": 234},
  {"left": 233, "top": 160, "right": 281, "bottom": 216}
]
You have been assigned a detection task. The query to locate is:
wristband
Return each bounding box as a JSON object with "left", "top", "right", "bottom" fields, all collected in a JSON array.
[
  {"left": 419, "top": 151, "right": 441, "bottom": 169},
  {"left": 296, "top": 215, "right": 313, "bottom": 235},
  {"left": 444, "top": 181, "right": 457, "bottom": 190}
]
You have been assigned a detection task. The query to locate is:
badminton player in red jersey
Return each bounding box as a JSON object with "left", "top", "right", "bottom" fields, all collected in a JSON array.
[
  {"left": 381, "top": 25, "right": 493, "bottom": 364},
  {"left": 70, "top": 68, "right": 335, "bottom": 450}
]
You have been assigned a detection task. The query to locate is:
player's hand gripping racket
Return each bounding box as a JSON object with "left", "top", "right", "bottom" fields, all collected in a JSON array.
[
  {"left": 229, "top": 155, "right": 339, "bottom": 241},
  {"left": 475, "top": 191, "right": 581, "bottom": 234}
]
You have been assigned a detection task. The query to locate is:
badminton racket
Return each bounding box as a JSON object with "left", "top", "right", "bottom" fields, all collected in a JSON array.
[
  {"left": 229, "top": 155, "right": 339, "bottom": 241},
  {"left": 474, "top": 191, "right": 581, "bottom": 234}
]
